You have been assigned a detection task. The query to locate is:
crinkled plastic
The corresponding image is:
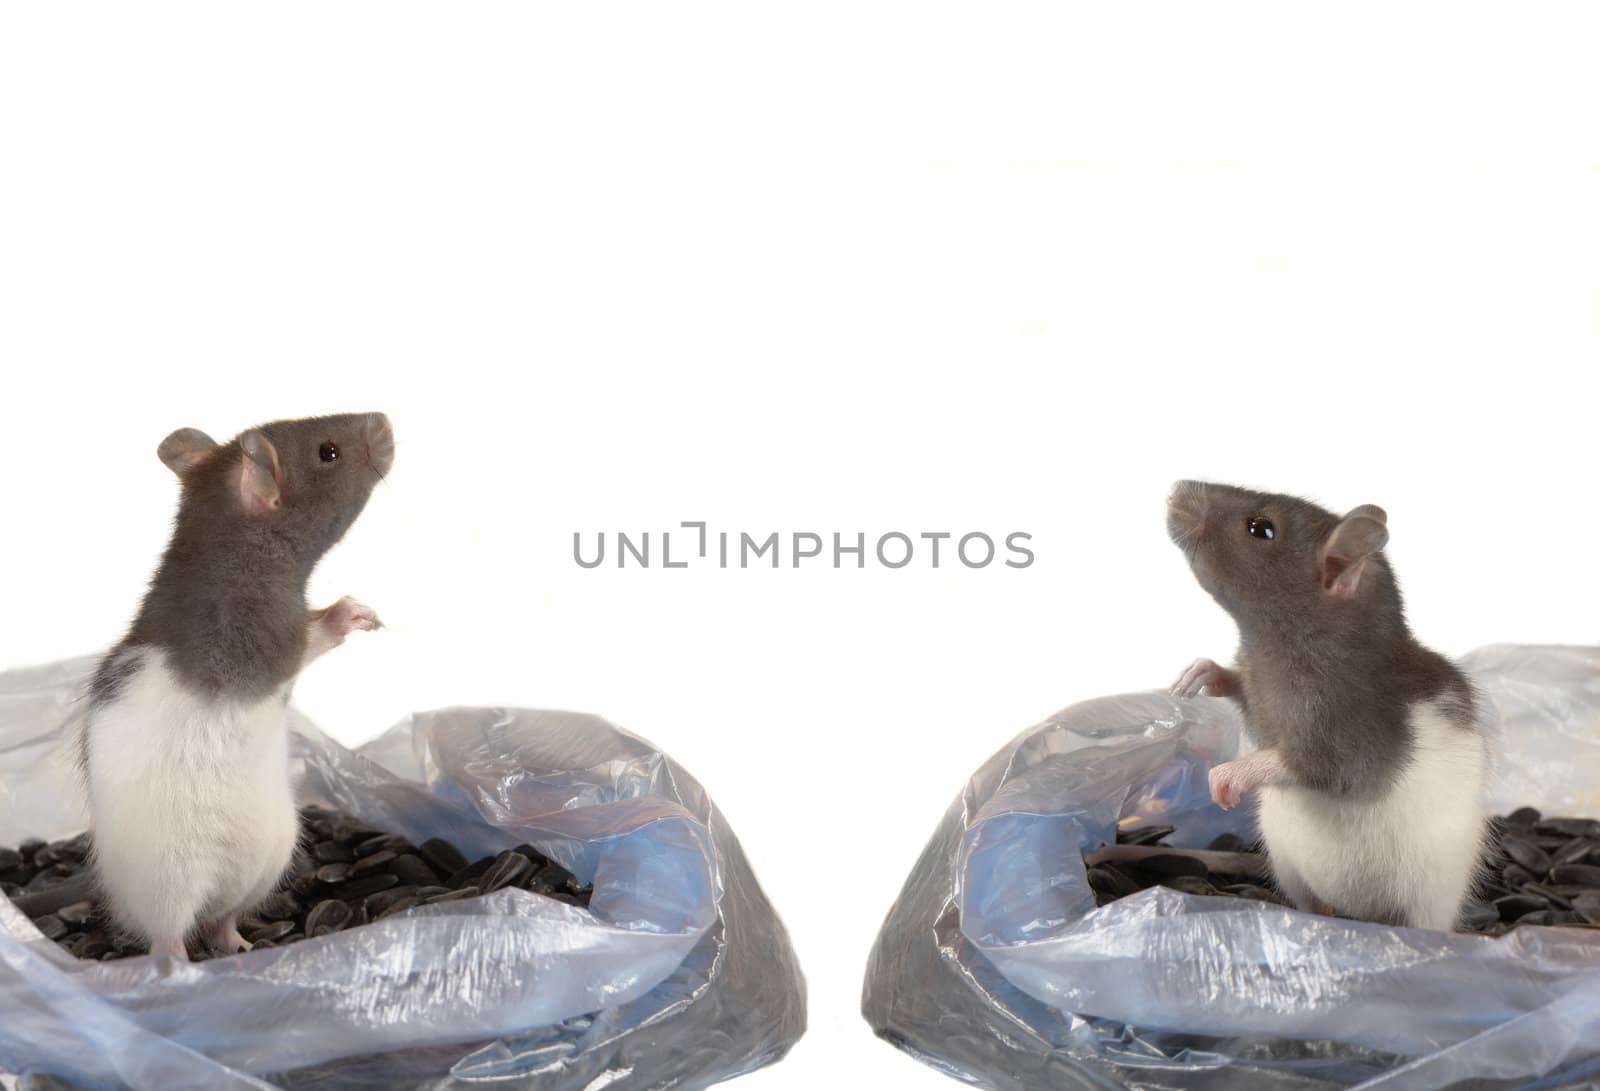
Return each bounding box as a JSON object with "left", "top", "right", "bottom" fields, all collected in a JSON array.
[
  {"left": 864, "top": 644, "right": 1600, "bottom": 1091},
  {"left": 0, "top": 657, "right": 804, "bottom": 1090}
]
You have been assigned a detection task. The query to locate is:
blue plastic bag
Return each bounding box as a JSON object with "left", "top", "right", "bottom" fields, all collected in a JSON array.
[
  {"left": 864, "top": 644, "right": 1600, "bottom": 1090},
  {"left": 0, "top": 657, "right": 804, "bottom": 1089}
]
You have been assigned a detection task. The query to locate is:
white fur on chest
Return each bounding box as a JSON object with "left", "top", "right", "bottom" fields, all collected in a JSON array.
[
  {"left": 1257, "top": 700, "right": 1488, "bottom": 931},
  {"left": 86, "top": 649, "right": 300, "bottom": 941}
]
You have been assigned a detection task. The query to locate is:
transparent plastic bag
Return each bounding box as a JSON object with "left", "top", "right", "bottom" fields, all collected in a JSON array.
[
  {"left": 0, "top": 657, "right": 804, "bottom": 1090},
  {"left": 864, "top": 644, "right": 1600, "bottom": 1091}
]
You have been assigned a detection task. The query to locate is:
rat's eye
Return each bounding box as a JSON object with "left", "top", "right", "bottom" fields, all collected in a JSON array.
[
  {"left": 1246, "top": 516, "right": 1275, "bottom": 540},
  {"left": 319, "top": 442, "right": 339, "bottom": 463}
]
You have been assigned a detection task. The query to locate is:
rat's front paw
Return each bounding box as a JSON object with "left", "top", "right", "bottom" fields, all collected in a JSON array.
[
  {"left": 1208, "top": 761, "right": 1248, "bottom": 810},
  {"left": 319, "top": 596, "right": 383, "bottom": 639},
  {"left": 1171, "top": 657, "right": 1238, "bottom": 699}
]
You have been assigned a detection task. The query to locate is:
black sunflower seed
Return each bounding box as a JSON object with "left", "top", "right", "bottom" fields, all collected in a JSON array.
[
  {"left": 1116, "top": 824, "right": 1176, "bottom": 847},
  {"left": 306, "top": 899, "right": 354, "bottom": 937},
  {"left": 1502, "top": 863, "right": 1538, "bottom": 887},
  {"left": 349, "top": 850, "right": 396, "bottom": 876},
  {"left": 376, "top": 896, "right": 419, "bottom": 919},
  {"left": 419, "top": 838, "right": 469, "bottom": 876},
  {"left": 389, "top": 854, "right": 441, "bottom": 888},
  {"left": 355, "top": 834, "right": 412, "bottom": 858},
  {"left": 481, "top": 851, "right": 534, "bottom": 893},
  {"left": 1551, "top": 863, "right": 1600, "bottom": 887},
  {"left": 326, "top": 873, "right": 400, "bottom": 900},
  {"left": 423, "top": 886, "right": 480, "bottom": 904},
  {"left": 364, "top": 886, "right": 419, "bottom": 915},
  {"left": 1501, "top": 835, "right": 1553, "bottom": 876},
  {"left": 1494, "top": 893, "right": 1548, "bottom": 921},
  {"left": 313, "top": 841, "right": 355, "bottom": 864},
  {"left": 56, "top": 901, "right": 95, "bottom": 928},
  {"left": 315, "top": 862, "right": 351, "bottom": 884},
  {"left": 1162, "top": 875, "right": 1218, "bottom": 896},
  {"left": 1536, "top": 817, "right": 1600, "bottom": 839},
  {"left": 247, "top": 920, "right": 295, "bottom": 944}
]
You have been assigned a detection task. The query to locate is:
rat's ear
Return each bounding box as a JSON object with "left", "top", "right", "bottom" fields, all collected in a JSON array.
[
  {"left": 1319, "top": 506, "right": 1389, "bottom": 600},
  {"left": 156, "top": 428, "right": 218, "bottom": 477},
  {"left": 237, "top": 430, "right": 282, "bottom": 514}
]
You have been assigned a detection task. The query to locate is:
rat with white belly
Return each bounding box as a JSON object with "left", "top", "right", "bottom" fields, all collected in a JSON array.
[
  {"left": 80, "top": 413, "right": 393, "bottom": 959},
  {"left": 1166, "top": 480, "right": 1487, "bottom": 931}
]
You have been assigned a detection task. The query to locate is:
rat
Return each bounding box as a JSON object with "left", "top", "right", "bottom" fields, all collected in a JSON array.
[
  {"left": 79, "top": 412, "right": 394, "bottom": 959},
  {"left": 1165, "top": 480, "right": 1487, "bottom": 931}
]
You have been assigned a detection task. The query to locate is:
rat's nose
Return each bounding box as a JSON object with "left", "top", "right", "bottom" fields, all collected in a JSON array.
[
  {"left": 1166, "top": 480, "right": 1207, "bottom": 543},
  {"left": 364, "top": 413, "right": 395, "bottom": 476},
  {"left": 1168, "top": 480, "right": 1205, "bottom": 506}
]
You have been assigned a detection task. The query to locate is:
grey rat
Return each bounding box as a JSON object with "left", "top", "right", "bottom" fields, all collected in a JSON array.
[
  {"left": 82, "top": 412, "right": 394, "bottom": 959},
  {"left": 1166, "top": 480, "right": 1487, "bottom": 930}
]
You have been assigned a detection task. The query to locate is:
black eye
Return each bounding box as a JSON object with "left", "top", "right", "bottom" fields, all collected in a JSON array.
[
  {"left": 319, "top": 442, "right": 339, "bottom": 463},
  {"left": 1247, "top": 517, "right": 1275, "bottom": 540}
]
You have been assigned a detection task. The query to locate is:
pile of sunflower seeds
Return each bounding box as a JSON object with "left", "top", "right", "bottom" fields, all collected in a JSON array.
[
  {"left": 2, "top": 804, "right": 593, "bottom": 961},
  {"left": 1465, "top": 807, "right": 1600, "bottom": 934},
  {"left": 1086, "top": 825, "right": 1287, "bottom": 906},
  {"left": 1089, "top": 809, "right": 1600, "bottom": 934}
]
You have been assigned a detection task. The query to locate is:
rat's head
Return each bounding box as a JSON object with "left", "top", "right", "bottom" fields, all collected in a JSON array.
[
  {"left": 157, "top": 412, "right": 395, "bottom": 557},
  {"left": 1166, "top": 480, "right": 1397, "bottom": 632}
]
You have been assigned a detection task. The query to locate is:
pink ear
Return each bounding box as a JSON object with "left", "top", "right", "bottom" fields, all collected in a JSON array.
[
  {"left": 238, "top": 430, "right": 282, "bottom": 514},
  {"left": 156, "top": 428, "right": 218, "bottom": 477},
  {"left": 1319, "top": 509, "right": 1389, "bottom": 600}
]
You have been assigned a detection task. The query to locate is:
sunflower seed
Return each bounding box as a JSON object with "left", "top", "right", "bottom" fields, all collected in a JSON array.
[
  {"left": 1494, "top": 893, "right": 1548, "bottom": 921},
  {"left": 364, "top": 886, "right": 420, "bottom": 915},
  {"left": 56, "top": 901, "right": 95, "bottom": 928},
  {"left": 349, "top": 850, "right": 396, "bottom": 875},
  {"left": 1501, "top": 835, "right": 1553, "bottom": 876},
  {"left": 314, "top": 862, "right": 351, "bottom": 884},
  {"left": 1116, "top": 824, "right": 1176, "bottom": 847},
  {"left": 355, "top": 834, "right": 412, "bottom": 858},
  {"left": 247, "top": 920, "right": 295, "bottom": 943},
  {"left": 389, "top": 854, "right": 441, "bottom": 888},
  {"left": 313, "top": 841, "right": 354, "bottom": 864},
  {"left": 419, "top": 838, "right": 469, "bottom": 876},
  {"left": 1551, "top": 863, "right": 1600, "bottom": 887},
  {"left": 377, "top": 896, "right": 419, "bottom": 919},
  {"left": 481, "top": 852, "right": 534, "bottom": 893},
  {"left": 306, "top": 899, "right": 354, "bottom": 937},
  {"left": 423, "top": 886, "right": 480, "bottom": 904},
  {"left": 326, "top": 873, "right": 400, "bottom": 900}
]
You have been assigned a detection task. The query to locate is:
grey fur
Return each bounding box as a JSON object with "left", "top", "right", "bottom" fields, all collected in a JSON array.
[
  {"left": 95, "top": 413, "right": 394, "bottom": 704},
  {"left": 1167, "top": 480, "right": 1475, "bottom": 799}
]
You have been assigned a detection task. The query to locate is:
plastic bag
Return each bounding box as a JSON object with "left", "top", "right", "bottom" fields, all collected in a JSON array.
[
  {"left": 0, "top": 657, "right": 804, "bottom": 1090},
  {"left": 863, "top": 644, "right": 1600, "bottom": 1091}
]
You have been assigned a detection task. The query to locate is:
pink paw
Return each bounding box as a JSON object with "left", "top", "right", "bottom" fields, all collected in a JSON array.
[
  {"left": 213, "top": 927, "right": 252, "bottom": 955},
  {"left": 322, "top": 596, "right": 383, "bottom": 638},
  {"left": 1209, "top": 762, "right": 1246, "bottom": 810},
  {"left": 148, "top": 937, "right": 190, "bottom": 961},
  {"left": 1171, "top": 658, "right": 1236, "bottom": 699}
]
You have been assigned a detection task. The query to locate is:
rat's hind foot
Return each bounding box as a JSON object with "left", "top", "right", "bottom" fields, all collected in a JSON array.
[
  {"left": 206, "top": 914, "right": 252, "bottom": 955},
  {"left": 148, "top": 936, "right": 190, "bottom": 961},
  {"left": 1171, "top": 658, "right": 1240, "bottom": 699},
  {"left": 1208, "top": 749, "right": 1286, "bottom": 810}
]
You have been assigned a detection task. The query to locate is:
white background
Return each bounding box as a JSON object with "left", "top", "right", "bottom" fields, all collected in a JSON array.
[{"left": 3, "top": 5, "right": 1599, "bottom": 1088}]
